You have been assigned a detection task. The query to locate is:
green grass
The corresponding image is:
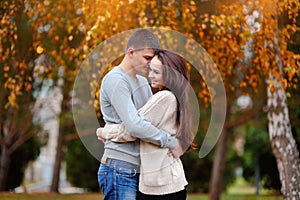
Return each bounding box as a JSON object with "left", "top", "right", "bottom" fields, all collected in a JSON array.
[
  {"left": 0, "top": 193, "right": 99, "bottom": 200},
  {"left": 0, "top": 193, "right": 283, "bottom": 200},
  {"left": 0, "top": 178, "right": 282, "bottom": 200},
  {"left": 188, "top": 194, "right": 283, "bottom": 200},
  {"left": 226, "top": 177, "right": 278, "bottom": 195},
  {"left": 186, "top": 177, "right": 283, "bottom": 200}
]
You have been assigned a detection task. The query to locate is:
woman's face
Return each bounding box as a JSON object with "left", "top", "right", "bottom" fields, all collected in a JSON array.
[{"left": 148, "top": 56, "right": 163, "bottom": 89}]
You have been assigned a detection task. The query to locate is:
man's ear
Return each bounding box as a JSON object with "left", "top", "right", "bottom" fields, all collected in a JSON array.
[{"left": 127, "top": 48, "right": 134, "bottom": 57}]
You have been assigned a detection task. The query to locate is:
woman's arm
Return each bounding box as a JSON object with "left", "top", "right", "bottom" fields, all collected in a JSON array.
[
  {"left": 99, "top": 124, "right": 136, "bottom": 142},
  {"left": 98, "top": 90, "right": 178, "bottom": 143}
]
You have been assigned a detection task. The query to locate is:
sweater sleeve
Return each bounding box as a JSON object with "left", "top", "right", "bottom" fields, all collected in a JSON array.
[
  {"left": 102, "top": 75, "right": 178, "bottom": 148},
  {"left": 102, "top": 90, "right": 178, "bottom": 142}
]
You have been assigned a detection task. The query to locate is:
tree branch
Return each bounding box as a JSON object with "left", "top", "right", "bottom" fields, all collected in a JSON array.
[
  {"left": 64, "top": 127, "right": 96, "bottom": 142},
  {"left": 0, "top": 138, "right": 5, "bottom": 147},
  {"left": 226, "top": 98, "right": 267, "bottom": 129},
  {"left": 0, "top": 122, "right": 5, "bottom": 146},
  {"left": 8, "top": 131, "right": 37, "bottom": 155}
]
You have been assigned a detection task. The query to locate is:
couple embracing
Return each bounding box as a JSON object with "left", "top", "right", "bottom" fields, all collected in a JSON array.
[{"left": 96, "top": 29, "right": 195, "bottom": 200}]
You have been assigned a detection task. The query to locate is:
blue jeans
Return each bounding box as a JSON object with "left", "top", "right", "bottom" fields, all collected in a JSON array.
[{"left": 98, "top": 158, "right": 139, "bottom": 200}]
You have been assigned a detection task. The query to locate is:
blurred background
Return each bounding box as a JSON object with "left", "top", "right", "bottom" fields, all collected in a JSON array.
[{"left": 0, "top": 0, "right": 299, "bottom": 199}]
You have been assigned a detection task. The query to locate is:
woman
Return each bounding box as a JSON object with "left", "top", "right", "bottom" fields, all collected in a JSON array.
[{"left": 98, "top": 49, "right": 195, "bottom": 200}]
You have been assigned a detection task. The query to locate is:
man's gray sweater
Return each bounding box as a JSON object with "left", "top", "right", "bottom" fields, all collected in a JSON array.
[{"left": 100, "top": 66, "right": 177, "bottom": 165}]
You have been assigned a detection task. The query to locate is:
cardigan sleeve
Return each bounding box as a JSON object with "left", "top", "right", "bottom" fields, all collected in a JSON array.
[{"left": 102, "top": 90, "right": 177, "bottom": 142}]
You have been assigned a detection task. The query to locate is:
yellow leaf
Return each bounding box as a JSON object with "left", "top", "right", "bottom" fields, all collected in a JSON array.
[{"left": 37, "top": 46, "right": 44, "bottom": 54}]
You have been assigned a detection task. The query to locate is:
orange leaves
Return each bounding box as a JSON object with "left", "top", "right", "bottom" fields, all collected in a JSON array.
[
  {"left": 3, "top": 65, "right": 10, "bottom": 78},
  {"left": 1, "top": 1, "right": 35, "bottom": 108},
  {"left": 282, "top": 52, "right": 300, "bottom": 89},
  {"left": 4, "top": 75, "right": 24, "bottom": 109},
  {"left": 245, "top": 73, "right": 261, "bottom": 90},
  {"left": 198, "top": 87, "right": 210, "bottom": 107},
  {"left": 36, "top": 46, "right": 44, "bottom": 54},
  {"left": 202, "top": 0, "right": 299, "bottom": 95},
  {"left": 4, "top": 65, "right": 10, "bottom": 72},
  {"left": 1, "top": 0, "right": 299, "bottom": 110}
]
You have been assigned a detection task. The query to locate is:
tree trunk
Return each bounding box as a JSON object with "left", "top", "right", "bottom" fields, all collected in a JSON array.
[
  {"left": 254, "top": 152, "right": 260, "bottom": 195},
  {"left": 209, "top": 127, "right": 229, "bottom": 200},
  {"left": 50, "top": 123, "right": 65, "bottom": 193},
  {"left": 267, "top": 78, "right": 300, "bottom": 199},
  {"left": 49, "top": 84, "right": 65, "bottom": 193},
  {"left": 0, "top": 147, "right": 11, "bottom": 191}
]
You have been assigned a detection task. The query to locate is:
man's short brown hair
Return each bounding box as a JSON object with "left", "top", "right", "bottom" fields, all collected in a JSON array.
[{"left": 126, "top": 29, "right": 161, "bottom": 52}]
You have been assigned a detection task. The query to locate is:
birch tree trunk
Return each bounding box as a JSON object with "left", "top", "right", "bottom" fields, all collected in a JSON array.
[
  {"left": 49, "top": 74, "right": 73, "bottom": 193},
  {"left": 267, "top": 77, "right": 300, "bottom": 199},
  {"left": 265, "top": 1, "right": 300, "bottom": 198}
]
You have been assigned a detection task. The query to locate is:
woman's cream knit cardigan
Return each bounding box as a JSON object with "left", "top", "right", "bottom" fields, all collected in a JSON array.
[{"left": 102, "top": 90, "right": 188, "bottom": 195}]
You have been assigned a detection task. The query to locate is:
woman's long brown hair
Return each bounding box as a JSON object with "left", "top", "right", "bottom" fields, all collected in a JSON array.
[{"left": 156, "top": 49, "right": 196, "bottom": 151}]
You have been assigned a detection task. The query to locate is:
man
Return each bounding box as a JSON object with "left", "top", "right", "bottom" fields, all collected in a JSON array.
[{"left": 98, "top": 29, "right": 178, "bottom": 200}]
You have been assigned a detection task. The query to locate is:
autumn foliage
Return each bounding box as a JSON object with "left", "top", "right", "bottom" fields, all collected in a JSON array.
[{"left": 0, "top": 0, "right": 299, "bottom": 194}]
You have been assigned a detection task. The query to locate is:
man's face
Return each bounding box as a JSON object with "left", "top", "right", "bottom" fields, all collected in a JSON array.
[{"left": 131, "top": 48, "right": 155, "bottom": 77}]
